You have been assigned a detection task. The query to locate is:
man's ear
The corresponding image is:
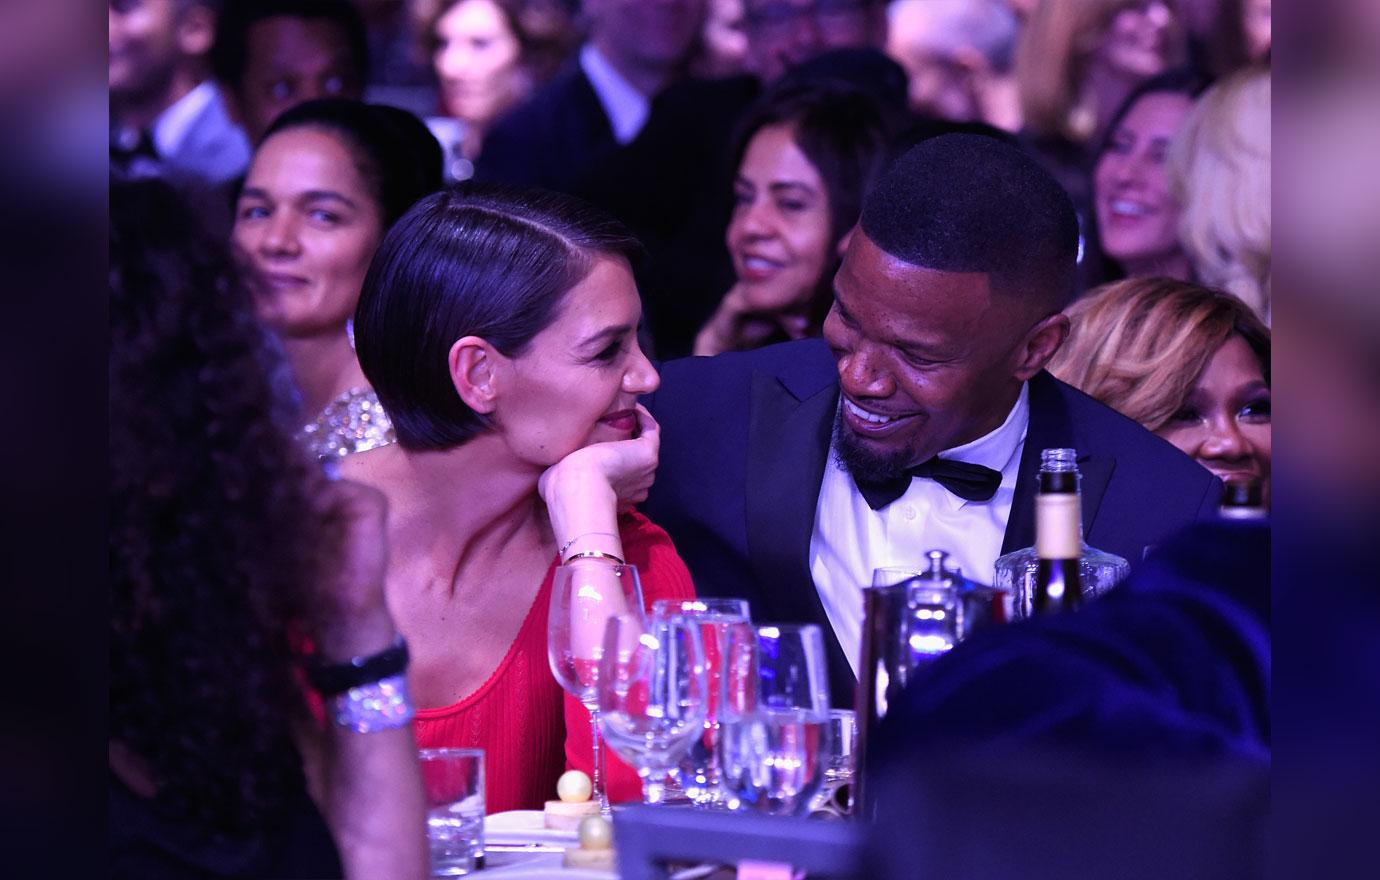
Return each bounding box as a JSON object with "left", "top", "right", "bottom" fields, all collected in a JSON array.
[
  {"left": 836, "top": 223, "right": 858, "bottom": 259},
  {"left": 448, "top": 336, "right": 502, "bottom": 414},
  {"left": 176, "top": 3, "right": 216, "bottom": 58},
  {"left": 1013, "top": 312, "right": 1070, "bottom": 381}
]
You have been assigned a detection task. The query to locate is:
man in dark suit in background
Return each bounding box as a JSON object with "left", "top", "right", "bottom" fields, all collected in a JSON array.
[
  {"left": 642, "top": 134, "right": 1220, "bottom": 707},
  {"left": 474, "top": 0, "right": 706, "bottom": 195},
  {"left": 110, "top": 0, "right": 251, "bottom": 187}
]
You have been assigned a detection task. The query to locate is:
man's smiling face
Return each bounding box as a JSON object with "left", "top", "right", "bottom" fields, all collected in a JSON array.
[{"left": 822, "top": 230, "right": 1033, "bottom": 482}]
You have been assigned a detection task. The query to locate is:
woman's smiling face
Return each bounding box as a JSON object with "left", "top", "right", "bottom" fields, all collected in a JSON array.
[
  {"left": 1094, "top": 91, "right": 1195, "bottom": 272},
  {"left": 492, "top": 255, "right": 660, "bottom": 465},
  {"left": 1156, "top": 333, "right": 1272, "bottom": 497},
  {"left": 726, "top": 123, "right": 834, "bottom": 315},
  {"left": 232, "top": 127, "right": 383, "bottom": 335}
]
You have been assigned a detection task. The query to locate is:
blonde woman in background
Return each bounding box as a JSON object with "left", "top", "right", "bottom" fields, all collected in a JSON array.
[
  {"left": 1049, "top": 277, "right": 1271, "bottom": 504},
  {"left": 1015, "top": 0, "right": 1188, "bottom": 294},
  {"left": 1017, "top": 0, "right": 1186, "bottom": 150},
  {"left": 1169, "top": 67, "right": 1271, "bottom": 322}
]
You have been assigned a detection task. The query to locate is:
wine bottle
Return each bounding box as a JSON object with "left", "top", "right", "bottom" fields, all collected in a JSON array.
[
  {"left": 1032, "top": 457, "right": 1082, "bottom": 614},
  {"left": 1219, "top": 477, "right": 1267, "bottom": 519},
  {"left": 994, "top": 448, "right": 1130, "bottom": 618}
]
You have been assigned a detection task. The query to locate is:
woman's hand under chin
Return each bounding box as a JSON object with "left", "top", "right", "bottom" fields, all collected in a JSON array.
[{"left": 538, "top": 405, "right": 661, "bottom": 553}]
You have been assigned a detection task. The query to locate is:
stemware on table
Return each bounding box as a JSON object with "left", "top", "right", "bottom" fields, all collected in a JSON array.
[
  {"left": 596, "top": 613, "right": 709, "bottom": 804},
  {"left": 651, "top": 597, "right": 752, "bottom": 807},
  {"left": 546, "top": 561, "right": 644, "bottom": 814},
  {"left": 717, "top": 623, "right": 833, "bottom": 816}
]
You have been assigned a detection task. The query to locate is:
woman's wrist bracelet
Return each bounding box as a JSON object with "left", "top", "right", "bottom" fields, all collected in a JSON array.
[
  {"left": 328, "top": 674, "right": 415, "bottom": 733},
  {"left": 306, "top": 633, "right": 409, "bottom": 697},
  {"left": 562, "top": 549, "right": 625, "bottom": 567},
  {"left": 556, "top": 531, "right": 620, "bottom": 560}
]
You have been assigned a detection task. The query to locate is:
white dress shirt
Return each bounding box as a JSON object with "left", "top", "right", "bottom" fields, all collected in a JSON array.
[
  {"left": 579, "top": 44, "right": 651, "bottom": 145},
  {"left": 153, "top": 80, "right": 217, "bottom": 159},
  {"left": 809, "top": 384, "right": 1030, "bottom": 675}
]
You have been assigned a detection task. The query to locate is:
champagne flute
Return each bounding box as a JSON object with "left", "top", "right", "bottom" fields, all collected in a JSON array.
[
  {"left": 547, "top": 562, "right": 645, "bottom": 813},
  {"left": 651, "top": 598, "right": 751, "bottom": 807},
  {"left": 597, "top": 613, "right": 708, "bottom": 804},
  {"left": 718, "top": 624, "right": 832, "bottom": 816}
]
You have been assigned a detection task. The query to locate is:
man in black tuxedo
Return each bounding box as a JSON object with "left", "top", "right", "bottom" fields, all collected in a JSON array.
[{"left": 642, "top": 134, "right": 1221, "bottom": 707}]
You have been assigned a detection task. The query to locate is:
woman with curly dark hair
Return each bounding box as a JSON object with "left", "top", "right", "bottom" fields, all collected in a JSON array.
[{"left": 110, "top": 179, "right": 426, "bottom": 878}]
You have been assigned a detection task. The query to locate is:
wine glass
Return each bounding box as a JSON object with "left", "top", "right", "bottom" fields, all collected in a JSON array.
[
  {"left": 651, "top": 598, "right": 752, "bottom": 807},
  {"left": 547, "top": 562, "right": 645, "bottom": 813},
  {"left": 809, "top": 709, "right": 857, "bottom": 817},
  {"left": 597, "top": 613, "right": 708, "bottom": 804},
  {"left": 718, "top": 624, "right": 833, "bottom": 816}
]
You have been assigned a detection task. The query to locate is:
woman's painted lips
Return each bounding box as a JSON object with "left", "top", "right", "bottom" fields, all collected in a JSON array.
[{"left": 600, "top": 409, "right": 638, "bottom": 432}]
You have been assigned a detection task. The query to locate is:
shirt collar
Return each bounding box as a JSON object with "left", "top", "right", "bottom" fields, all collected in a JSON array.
[
  {"left": 579, "top": 44, "right": 649, "bottom": 145},
  {"left": 937, "top": 382, "right": 1030, "bottom": 479},
  {"left": 152, "top": 80, "right": 216, "bottom": 158}
]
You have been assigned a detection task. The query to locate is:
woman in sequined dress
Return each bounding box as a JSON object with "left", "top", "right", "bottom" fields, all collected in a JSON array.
[{"left": 233, "top": 98, "right": 443, "bottom": 458}]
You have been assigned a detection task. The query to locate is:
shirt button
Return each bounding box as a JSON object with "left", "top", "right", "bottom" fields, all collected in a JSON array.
[{"left": 902, "top": 505, "right": 917, "bottom": 520}]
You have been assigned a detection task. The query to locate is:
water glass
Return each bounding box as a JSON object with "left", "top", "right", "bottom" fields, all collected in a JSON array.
[
  {"left": 418, "top": 748, "right": 485, "bottom": 877},
  {"left": 652, "top": 597, "right": 752, "bottom": 807},
  {"left": 718, "top": 624, "right": 832, "bottom": 816},
  {"left": 810, "top": 709, "right": 857, "bottom": 816},
  {"left": 597, "top": 613, "right": 709, "bottom": 804},
  {"left": 547, "top": 562, "right": 645, "bottom": 813}
]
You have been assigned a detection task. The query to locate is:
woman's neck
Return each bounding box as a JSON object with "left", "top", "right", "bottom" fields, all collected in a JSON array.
[
  {"left": 283, "top": 327, "right": 368, "bottom": 419},
  {"left": 359, "top": 436, "right": 553, "bottom": 587},
  {"left": 1123, "top": 249, "right": 1194, "bottom": 282}
]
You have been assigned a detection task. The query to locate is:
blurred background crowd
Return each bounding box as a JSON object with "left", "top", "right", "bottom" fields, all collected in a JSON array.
[{"left": 109, "top": 0, "right": 1272, "bottom": 488}]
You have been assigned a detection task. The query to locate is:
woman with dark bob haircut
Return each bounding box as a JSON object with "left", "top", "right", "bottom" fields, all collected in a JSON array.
[
  {"left": 111, "top": 180, "right": 425, "bottom": 877},
  {"left": 345, "top": 184, "right": 696, "bottom": 811}
]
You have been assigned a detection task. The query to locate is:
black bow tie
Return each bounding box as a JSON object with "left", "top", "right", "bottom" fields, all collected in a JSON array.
[{"left": 855, "top": 457, "right": 1003, "bottom": 510}]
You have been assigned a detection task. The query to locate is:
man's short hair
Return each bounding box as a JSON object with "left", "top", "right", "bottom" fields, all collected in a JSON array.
[
  {"left": 212, "top": 0, "right": 368, "bottom": 90},
  {"left": 860, "top": 133, "right": 1079, "bottom": 311}
]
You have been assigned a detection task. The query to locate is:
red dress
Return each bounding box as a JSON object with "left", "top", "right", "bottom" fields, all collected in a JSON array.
[{"left": 411, "top": 511, "right": 696, "bottom": 813}]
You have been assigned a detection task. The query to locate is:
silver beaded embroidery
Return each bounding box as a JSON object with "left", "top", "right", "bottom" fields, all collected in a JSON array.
[
  {"left": 329, "top": 674, "right": 415, "bottom": 733},
  {"left": 301, "top": 386, "right": 396, "bottom": 459}
]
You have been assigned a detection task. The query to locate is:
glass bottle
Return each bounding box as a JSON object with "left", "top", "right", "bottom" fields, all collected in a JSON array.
[
  {"left": 1219, "top": 477, "right": 1267, "bottom": 519},
  {"left": 994, "top": 448, "right": 1130, "bottom": 618}
]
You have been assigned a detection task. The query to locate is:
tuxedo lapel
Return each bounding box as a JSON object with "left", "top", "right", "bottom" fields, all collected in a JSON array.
[
  {"left": 1002, "top": 372, "right": 1116, "bottom": 555},
  {"left": 744, "top": 371, "right": 856, "bottom": 706}
]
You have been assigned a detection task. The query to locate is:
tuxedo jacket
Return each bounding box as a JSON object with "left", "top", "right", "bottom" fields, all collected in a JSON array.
[{"left": 641, "top": 338, "right": 1222, "bottom": 707}]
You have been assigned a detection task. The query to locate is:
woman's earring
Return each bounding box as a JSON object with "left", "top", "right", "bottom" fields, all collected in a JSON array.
[{"left": 346, "top": 317, "right": 356, "bottom": 352}]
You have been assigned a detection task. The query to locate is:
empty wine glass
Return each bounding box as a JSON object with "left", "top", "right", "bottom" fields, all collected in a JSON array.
[
  {"left": 809, "top": 709, "right": 857, "bottom": 817},
  {"left": 597, "top": 613, "right": 708, "bottom": 804},
  {"left": 718, "top": 624, "right": 832, "bottom": 816},
  {"left": 547, "top": 562, "right": 644, "bottom": 813},
  {"left": 651, "top": 598, "right": 751, "bottom": 807}
]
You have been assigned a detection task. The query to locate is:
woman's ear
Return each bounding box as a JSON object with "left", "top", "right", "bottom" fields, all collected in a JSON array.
[{"left": 448, "top": 336, "right": 501, "bottom": 414}]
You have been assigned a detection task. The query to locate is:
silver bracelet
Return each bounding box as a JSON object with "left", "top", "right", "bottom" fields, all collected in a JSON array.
[
  {"left": 557, "top": 531, "right": 620, "bottom": 559},
  {"left": 327, "top": 673, "right": 415, "bottom": 733}
]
